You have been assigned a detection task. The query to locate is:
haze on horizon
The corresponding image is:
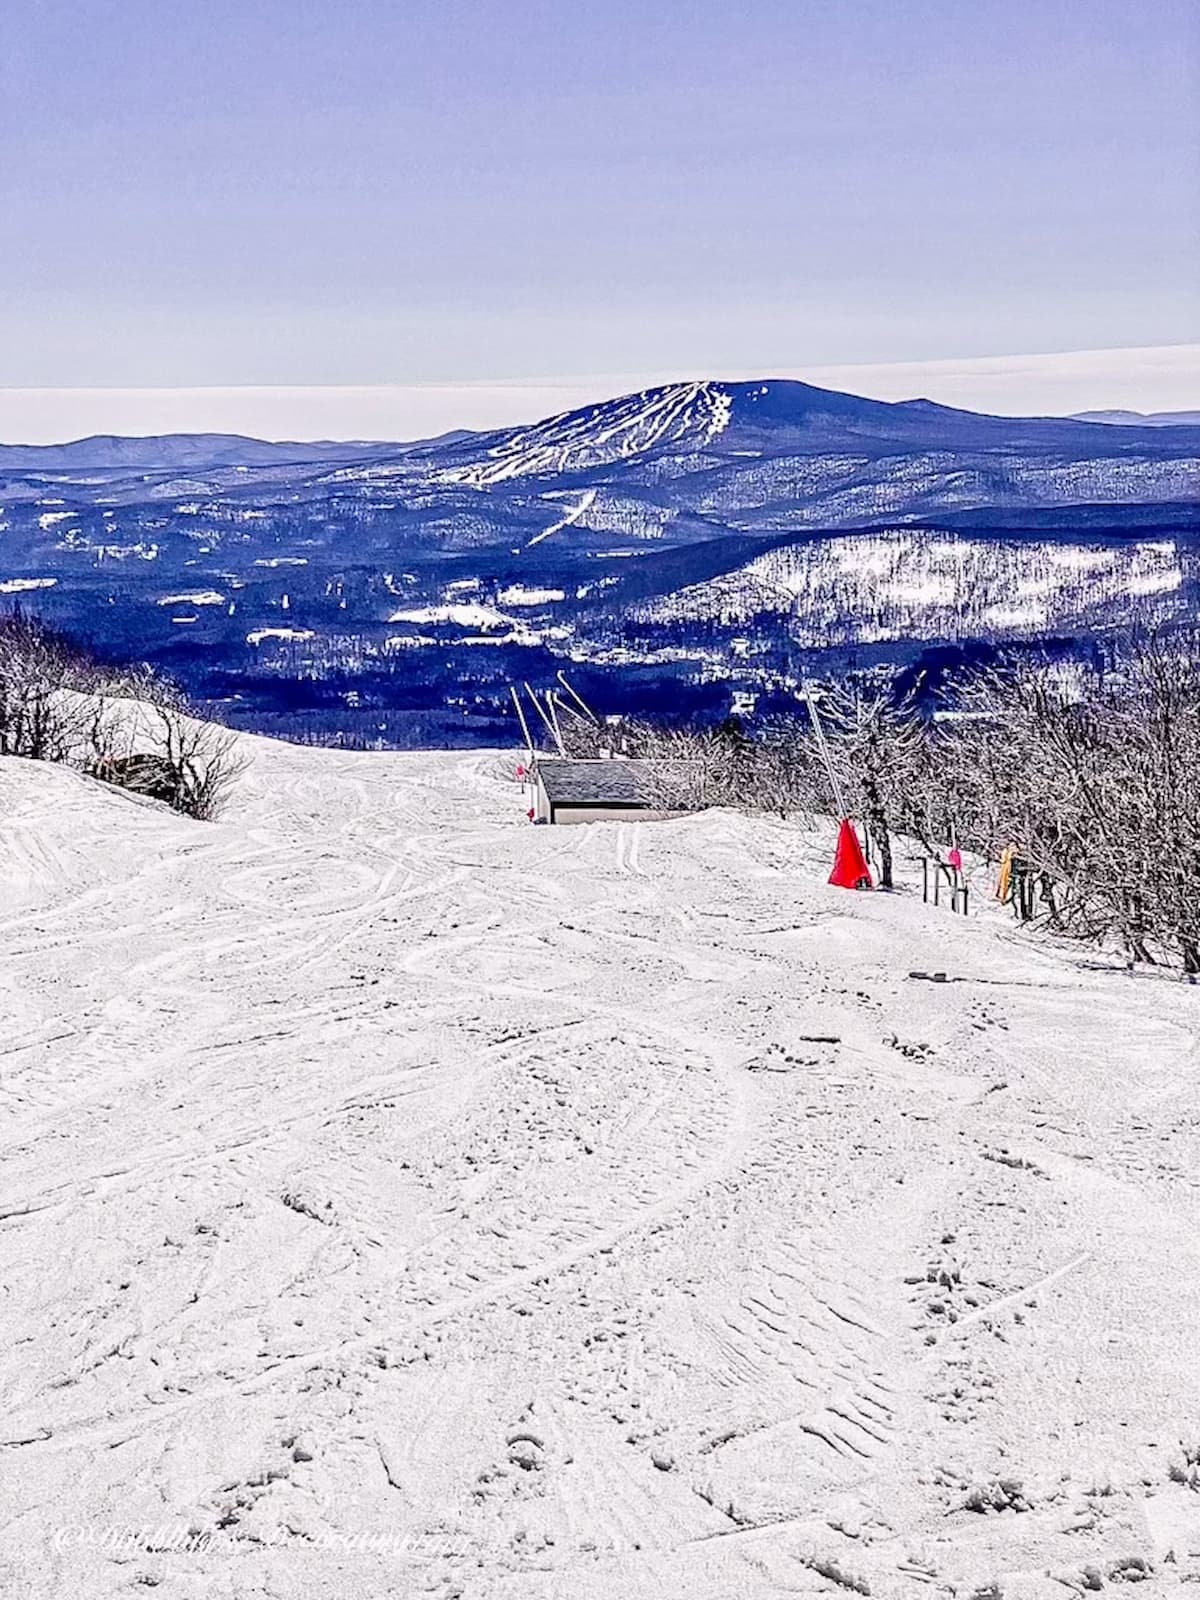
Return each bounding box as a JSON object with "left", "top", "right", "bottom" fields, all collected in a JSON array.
[
  {"left": 1, "top": 0, "right": 1196, "bottom": 401},
  {"left": 0, "top": 345, "right": 1196, "bottom": 448}
]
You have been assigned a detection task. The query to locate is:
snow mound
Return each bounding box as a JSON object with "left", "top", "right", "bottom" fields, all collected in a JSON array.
[{"left": 1, "top": 733, "right": 1198, "bottom": 1598}]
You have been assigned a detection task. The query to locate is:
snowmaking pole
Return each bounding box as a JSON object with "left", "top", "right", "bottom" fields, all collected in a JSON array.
[
  {"left": 545, "top": 692, "right": 566, "bottom": 754},
  {"left": 803, "top": 681, "right": 871, "bottom": 890},
  {"left": 802, "top": 682, "right": 847, "bottom": 819},
  {"left": 524, "top": 683, "right": 566, "bottom": 756},
  {"left": 556, "top": 672, "right": 600, "bottom": 725},
  {"left": 551, "top": 691, "right": 595, "bottom": 735},
  {"left": 509, "top": 685, "right": 534, "bottom": 768},
  {"left": 509, "top": 685, "right": 538, "bottom": 820}
]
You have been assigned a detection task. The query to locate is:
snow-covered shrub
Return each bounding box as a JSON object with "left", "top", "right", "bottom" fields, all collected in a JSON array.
[
  {"left": 88, "top": 702, "right": 246, "bottom": 821},
  {"left": 0, "top": 608, "right": 244, "bottom": 820}
]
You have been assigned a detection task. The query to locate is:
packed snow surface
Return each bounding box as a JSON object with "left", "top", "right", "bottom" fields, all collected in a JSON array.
[{"left": 1, "top": 734, "right": 1199, "bottom": 1599}]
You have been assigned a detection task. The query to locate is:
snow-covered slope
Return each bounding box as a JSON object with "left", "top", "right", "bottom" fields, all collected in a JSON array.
[
  {"left": 440, "top": 382, "right": 734, "bottom": 487},
  {"left": 2, "top": 736, "right": 1198, "bottom": 1598}
]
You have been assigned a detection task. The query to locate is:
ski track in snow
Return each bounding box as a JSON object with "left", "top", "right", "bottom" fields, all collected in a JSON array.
[{"left": 1, "top": 737, "right": 1199, "bottom": 1599}]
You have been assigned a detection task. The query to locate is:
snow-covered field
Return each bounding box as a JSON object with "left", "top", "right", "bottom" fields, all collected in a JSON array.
[{"left": 1, "top": 732, "right": 1198, "bottom": 1599}]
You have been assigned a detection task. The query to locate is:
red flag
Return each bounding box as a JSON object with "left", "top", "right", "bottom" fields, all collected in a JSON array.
[{"left": 829, "top": 818, "right": 872, "bottom": 889}]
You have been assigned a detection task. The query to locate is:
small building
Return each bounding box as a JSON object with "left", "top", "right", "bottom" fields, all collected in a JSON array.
[{"left": 532, "top": 757, "right": 693, "bottom": 825}]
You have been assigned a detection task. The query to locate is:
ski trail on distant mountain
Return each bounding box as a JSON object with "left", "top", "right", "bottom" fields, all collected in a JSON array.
[
  {"left": 445, "top": 380, "right": 734, "bottom": 486},
  {"left": 525, "top": 487, "right": 597, "bottom": 549}
]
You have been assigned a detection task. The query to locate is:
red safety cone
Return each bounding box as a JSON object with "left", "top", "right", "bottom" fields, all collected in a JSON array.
[{"left": 828, "top": 818, "right": 872, "bottom": 889}]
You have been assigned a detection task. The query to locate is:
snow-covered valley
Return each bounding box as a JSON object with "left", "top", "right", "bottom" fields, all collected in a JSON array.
[{"left": 2, "top": 734, "right": 1198, "bottom": 1597}]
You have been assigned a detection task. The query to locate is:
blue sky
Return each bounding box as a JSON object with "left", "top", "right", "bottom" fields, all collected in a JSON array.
[{"left": 1, "top": 0, "right": 1196, "bottom": 390}]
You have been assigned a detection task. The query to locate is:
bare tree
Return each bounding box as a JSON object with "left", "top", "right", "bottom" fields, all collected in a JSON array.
[
  {"left": 0, "top": 611, "right": 100, "bottom": 761},
  {"left": 744, "top": 716, "right": 826, "bottom": 820},
  {"left": 152, "top": 704, "right": 247, "bottom": 820},
  {"left": 922, "top": 637, "right": 1200, "bottom": 969},
  {"left": 817, "top": 683, "right": 925, "bottom": 889},
  {"left": 592, "top": 636, "right": 1200, "bottom": 970}
]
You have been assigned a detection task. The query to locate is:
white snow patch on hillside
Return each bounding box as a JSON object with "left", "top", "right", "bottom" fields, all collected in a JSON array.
[
  {"left": 97, "top": 542, "right": 159, "bottom": 561},
  {"left": 157, "top": 590, "right": 226, "bottom": 607},
  {"left": 0, "top": 576, "right": 57, "bottom": 593},
  {"left": 460, "top": 628, "right": 541, "bottom": 645},
  {"left": 1, "top": 737, "right": 1198, "bottom": 1597},
  {"left": 245, "top": 626, "right": 315, "bottom": 645},
  {"left": 497, "top": 584, "right": 566, "bottom": 606},
  {"left": 1129, "top": 567, "right": 1183, "bottom": 596},
  {"left": 383, "top": 633, "right": 439, "bottom": 649},
  {"left": 386, "top": 602, "right": 513, "bottom": 630},
  {"left": 705, "top": 382, "right": 732, "bottom": 441},
  {"left": 980, "top": 600, "right": 1050, "bottom": 629}
]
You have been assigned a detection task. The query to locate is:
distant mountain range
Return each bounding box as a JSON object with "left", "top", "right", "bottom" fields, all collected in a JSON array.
[
  {"left": 0, "top": 431, "right": 459, "bottom": 471},
  {"left": 2, "top": 378, "right": 1197, "bottom": 744},
  {"left": 1071, "top": 409, "right": 1200, "bottom": 428}
]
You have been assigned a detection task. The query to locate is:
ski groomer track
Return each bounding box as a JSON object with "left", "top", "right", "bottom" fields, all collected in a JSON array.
[{"left": 1, "top": 731, "right": 1198, "bottom": 1599}]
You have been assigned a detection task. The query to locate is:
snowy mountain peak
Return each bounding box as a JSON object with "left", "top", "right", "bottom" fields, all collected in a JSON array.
[{"left": 431, "top": 376, "right": 1200, "bottom": 492}]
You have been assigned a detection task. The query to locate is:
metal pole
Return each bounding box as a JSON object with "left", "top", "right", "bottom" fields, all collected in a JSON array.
[
  {"left": 524, "top": 683, "right": 565, "bottom": 756},
  {"left": 802, "top": 682, "right": 848, "bottom": 818},
  {"left": 546, "top": 692, "right": 566, "bottom": 753},
  {"left": 509, "top": 685, "right": 534, "bottom": 766},
  {"left": 556, "top": 672, "right": 600, "bottom": 724},
  {"left": 550, "top": 691, "right": 588, "bottom": 725}
]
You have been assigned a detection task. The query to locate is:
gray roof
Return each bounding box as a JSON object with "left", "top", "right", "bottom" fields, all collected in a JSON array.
[{"left": 535, "top": 758, "right": 670, "bottom": 807}]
